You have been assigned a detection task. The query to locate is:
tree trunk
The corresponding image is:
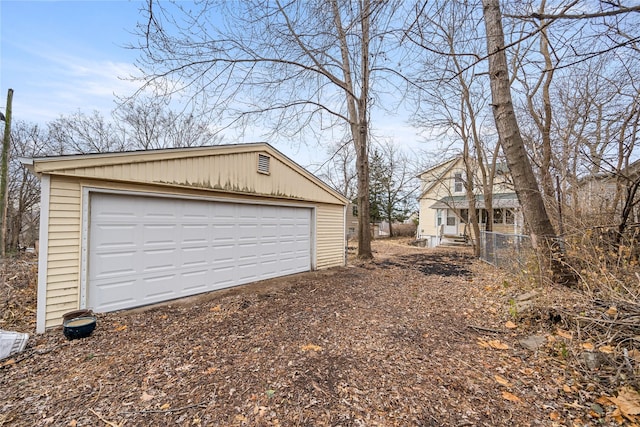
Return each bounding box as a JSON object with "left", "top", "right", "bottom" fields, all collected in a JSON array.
[
  {"left": 482, "top": 0, "right": 575, "bottom": 285},
  {"left": 328, "top": 0, "right": 372, "bottom": 259},
  {"left": 355, "top": 124, "right": 372, "bottom": 258},
  {"left": 463, "top": 150, "right": 481, "bottom": 257}
]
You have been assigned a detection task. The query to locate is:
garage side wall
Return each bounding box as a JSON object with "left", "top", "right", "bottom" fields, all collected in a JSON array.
[
  {"left": 43, "top": 176, "right": 82, "bottom": 329},
  {"left": 316, "top": 204, "right": 346, "bottom": 269}
]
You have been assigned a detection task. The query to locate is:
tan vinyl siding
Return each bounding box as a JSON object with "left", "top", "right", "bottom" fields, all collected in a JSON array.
[
  {"left": 45, "top": 151, "right": 341, "bottom": 205},
  {"left": 44, "top": 176, "right": 81, "bottom": 328},
  {"left": 316, "top": 204, "right": 345, "bottom": 269}
]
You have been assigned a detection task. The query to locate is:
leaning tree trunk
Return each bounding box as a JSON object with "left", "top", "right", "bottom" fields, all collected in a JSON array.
[{"left": 482, "top": 0, "right": 575, "bottom": 286}]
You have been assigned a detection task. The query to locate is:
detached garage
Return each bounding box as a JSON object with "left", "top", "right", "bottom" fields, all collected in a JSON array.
[{"left": 23, "top": 143, "right": 347, "bottom": 332}]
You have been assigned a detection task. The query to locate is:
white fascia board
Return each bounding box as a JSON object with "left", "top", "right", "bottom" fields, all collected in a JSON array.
[{"left": 35, "top": 174, "right": 50, "bottom": 333}]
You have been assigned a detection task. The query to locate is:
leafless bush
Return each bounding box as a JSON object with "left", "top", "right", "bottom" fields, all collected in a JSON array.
[
  {"left": 392, "top": 223, "right": 417, "bottom": 238},
  {"left": 564, "top": 225, "right": 640, "bottom": 299},
  {"left": 555, "top": 222, "right": 640, "bottom": 388}
]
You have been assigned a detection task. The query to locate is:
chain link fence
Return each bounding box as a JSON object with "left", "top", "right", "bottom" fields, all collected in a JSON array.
[{"left": 480, "top": 231, "right": 532, "bottom": 271}]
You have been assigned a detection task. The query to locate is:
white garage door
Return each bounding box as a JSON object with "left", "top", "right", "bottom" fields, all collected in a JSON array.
[{"left": 88, "top": 193, "right": 311, "bottom": 312}]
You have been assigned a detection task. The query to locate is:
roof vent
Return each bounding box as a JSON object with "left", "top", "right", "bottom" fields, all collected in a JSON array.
[{"left": 258, "top": 154, "right": 270, "bottom": 174}]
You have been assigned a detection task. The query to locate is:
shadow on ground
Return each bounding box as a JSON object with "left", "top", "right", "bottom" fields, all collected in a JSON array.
[{"left": 376, "top": 252, "right": 473, "bottom": 277}]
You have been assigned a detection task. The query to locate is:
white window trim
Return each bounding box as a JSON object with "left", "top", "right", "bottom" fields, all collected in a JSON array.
[{"left": 454, "top": 172, "right": 464, "bottom": 193}]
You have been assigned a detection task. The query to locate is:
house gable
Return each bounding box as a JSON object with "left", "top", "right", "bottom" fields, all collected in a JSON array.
[{"left": 417, "top": 157, "right": 466, "bottom": 204}]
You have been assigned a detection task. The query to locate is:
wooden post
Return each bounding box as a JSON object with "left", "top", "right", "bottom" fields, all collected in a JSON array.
[{"left": 1, "top": 88, "right": 13, "bottom": 257}]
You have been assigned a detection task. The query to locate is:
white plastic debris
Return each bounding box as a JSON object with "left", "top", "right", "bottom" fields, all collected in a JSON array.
[{"left": 0, "top": 330, "right": 29, "bottom": 360}]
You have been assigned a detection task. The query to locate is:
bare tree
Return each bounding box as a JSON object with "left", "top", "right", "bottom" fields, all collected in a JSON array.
[
  {"left": 1, "top": 89, "right": 13, "bottom": 256},
  {"left": 133, "top": 0, "right": 405, "bottom": 259},
  {"left": 47, "top": 110, "right": 130, "bottom": 154},
  {"left": 115, "top": 97, "right": 223, "bottom": 149},
  {"left": 506, "top": 1, "right": 640, "bottom": 236},
  {"left": 315, "top": 139, "right": 357, "bottom": 200},
  {"left": 514, "top": 0, "right": 558, "bottom": 208},
  {"left": 6, "top": 121, "right": 46, "bottom": 250},
  {"left": 406, "top": 0, "right": 502, "bottom": 255},
  {"left": 482, "top": 0, "right": 575, "bottom": 285}
]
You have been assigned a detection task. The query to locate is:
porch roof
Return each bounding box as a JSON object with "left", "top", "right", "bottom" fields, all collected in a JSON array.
[{"left": 430, "top": 193, "right": 520, "bottom": 209}]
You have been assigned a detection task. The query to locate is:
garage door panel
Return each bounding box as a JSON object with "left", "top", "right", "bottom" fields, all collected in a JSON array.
[
  {"left": 212, "top": 224, "right": 237, "bottom": 240},
  {"left": 92, "top": 224, "right": 137, "bottom": 249},
  {"left": 142, "top": 249, "right": 178, "bottom": 273},
  {"left": 89, "top": 194, "right": 311, "bottom": 312},
  {"left": 92, "top": 251, "right": 137, "bottom": 278},
  {"left": 180, "top": 224, "right": 209, "bottom": 243},
  {"left": 213, "top": 204, "right": 236, "bottom": 219},
  {"left": 181, "top": 269, "right": 208, "bottom": 291},
  {"left": 92, "top": 280, "right": 137, "bottom": 311},
  {"left": 181, "top": 246, "right": 208, "bottom": 267},
  {"left": 143, "top": 224, "right": 178, "bottom": 245}
]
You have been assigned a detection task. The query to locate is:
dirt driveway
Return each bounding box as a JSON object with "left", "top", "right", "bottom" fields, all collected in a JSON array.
[{"left": 0, "top": 240, "right": 612, "bottom": 426}]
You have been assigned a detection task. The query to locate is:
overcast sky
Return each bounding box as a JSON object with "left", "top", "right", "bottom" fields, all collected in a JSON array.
[{"left": 0, "top": 0, "right": 425, "bottom": 168}]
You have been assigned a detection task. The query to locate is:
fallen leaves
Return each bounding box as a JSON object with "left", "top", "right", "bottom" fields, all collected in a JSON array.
[
  {"left": 1, "top": 241, "right": 636, "bottom": 426},
  {"left": 478, "top": 339, "right": 509, "bottom": 350},
  {"left": 300, "top": 344, "right": 323, "bottom": 352},
  {"left": 598, "top": 345, "right": 614, "bottom": 354},
  {"left": 501, "top": 391, "right": 522, "bottom": 403},
  {"left": 608, "top": 387, "right": 640, "bottom": 423},
  {"left": 494, "top": 375, "right": 512, "bottom": 387},
  {"left": 504, "top": 320, "right": 517, "bottom": 329},
  {"left": 629, "top": 349, "right": 640, "bottom": 362},
  {"left": 581, "top": 342, "right": 595, "bottom": 351},
  {"left": 140, "top": 391, "right": 155, "bottom": 402},
  {"left": 556, "top": 328, "right": 573, "bottom": 340},
  {"left": 1, "top": 358, "right": 16, "bottom": 367}
]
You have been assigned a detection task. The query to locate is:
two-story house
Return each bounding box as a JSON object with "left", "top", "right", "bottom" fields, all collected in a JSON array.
[{"left": 416, "top": 156, "right": 524, "bottom": 247}]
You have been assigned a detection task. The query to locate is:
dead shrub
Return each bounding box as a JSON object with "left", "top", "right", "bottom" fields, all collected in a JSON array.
[
  {"left": 391, "top": 223, "right": 417, "bottom": 238},
  {"left": 550, "top": 223, "right": 640, "bottom": 388}
]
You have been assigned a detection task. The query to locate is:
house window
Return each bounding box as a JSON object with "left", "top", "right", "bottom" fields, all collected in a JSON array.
[
  {"left": 352, "top": 205, "right": 358, "bottom": 217},
  {"left": 460, "top": 209, "right": 468, "bottom": 223},
  {"left": 493, "top": 208, "right": 503, "bottom": 224},
  {"left": 436, "top": 209, "right": 443, "bottom": 226},
  {"left": 258, "top": 154, "right": 270, "bottom": 174},
  {"left": 454, "top": 173, "right": 463, "bottom": 193},
  {"left": 478, "top": 209, "right": 487, "bottom": 224},
  {"left": 447, "top": 215, "right": 456, "bottom": 226},
  {"left": 505, "top": 209, "right": 515, "bottom": 224}
]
